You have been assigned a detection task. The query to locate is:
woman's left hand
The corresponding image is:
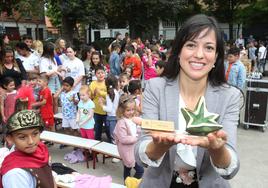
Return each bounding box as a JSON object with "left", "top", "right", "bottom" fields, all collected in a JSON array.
[{"left": 181, "top": 130, "right": 227, "bottom": 150}]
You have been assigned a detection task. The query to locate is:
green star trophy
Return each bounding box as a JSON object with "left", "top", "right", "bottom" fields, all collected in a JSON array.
[{"left": 181, "top": 96, "right": 222, "bottom": 136}]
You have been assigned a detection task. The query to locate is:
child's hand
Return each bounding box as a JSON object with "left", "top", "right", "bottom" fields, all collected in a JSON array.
[
  {"left": 94, "top": 88, "right": 99, "bottom": 96},
  {"left": 2, "top": 116, "right": 7, "bottom": 123},
  {"left": 98, "top": 97, "right": 105, "bottom": 106}
]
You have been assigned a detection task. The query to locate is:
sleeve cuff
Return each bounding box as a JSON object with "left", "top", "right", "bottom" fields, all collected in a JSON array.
[
  {"left": 139, "top": 140, "right": 166, "bottom": 167},
  {"left": 210, "top": 146, "right": 238, "bottom": 176}
]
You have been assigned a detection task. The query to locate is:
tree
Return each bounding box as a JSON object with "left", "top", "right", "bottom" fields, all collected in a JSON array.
[
  {"left": 45, "top": 0, "right": 106, "bottom": 43},
  {"left": 202, "top": 0, "right": 255, "bottom": 40}
]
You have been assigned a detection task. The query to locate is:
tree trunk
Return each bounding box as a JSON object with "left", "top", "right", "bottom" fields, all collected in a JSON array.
[{"left": 61, "top": 15, "right": 76, "bottom": 44}]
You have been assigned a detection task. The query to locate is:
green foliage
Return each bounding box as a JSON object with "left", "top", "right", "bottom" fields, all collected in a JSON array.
[{"left": 238, "top": 0, "right": 268, "bottom": 26}]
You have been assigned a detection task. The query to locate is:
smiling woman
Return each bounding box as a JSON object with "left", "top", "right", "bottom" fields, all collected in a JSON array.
[{"left": 135, "top": 14, "right": 241, "bottom": 188}]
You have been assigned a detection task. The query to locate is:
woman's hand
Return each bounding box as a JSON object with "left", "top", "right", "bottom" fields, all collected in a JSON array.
[
  {"left": 181, "top": 130, "right": 227, "bottom": 150},
  {"left": 150, "top": 131, "right": 185, "bottom": 147}
]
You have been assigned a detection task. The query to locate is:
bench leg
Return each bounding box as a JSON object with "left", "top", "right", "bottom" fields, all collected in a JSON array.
[
  {"left": 85, "top": 150, "right": 89, "bottom": 169},
  {"left": 93, "top": 151, "right": 96, "bottom": 169}
]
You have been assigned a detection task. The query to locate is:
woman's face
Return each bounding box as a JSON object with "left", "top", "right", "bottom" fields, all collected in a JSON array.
[
  {"left": 179, "top": 29, "right": 217, "bottom": 82},
  {"left": 59, "top": 39, "right": 66, "bottom": 49},
  {"left": 4, "top": 52, "right": 14, "bottom": 64},
  {"left": 92, "top": 54, "right": 100, "bottom": 65},
  {"left": 66, "top": 47, "right": 76, "bottom": 59},
  {"left": 3, "top": 35, "right": 9, "bottom": 44}
]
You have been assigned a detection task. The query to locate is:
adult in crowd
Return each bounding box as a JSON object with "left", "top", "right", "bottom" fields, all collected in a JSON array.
[
  {"left": 39, "top": 42, "right": 62, "bottom": 113},
  {"left": 257, "top": 41, "right": 267, "bottom": 73},
  {"left": 81, "top": 45, "right": 95, "bottom": 85},
  {"left": 135, "top": 14, "right": 241, "bottom": 188},
  {"left": 0, "top": 47, "right": 27, "bottom": 89},
  {"left": 15, "top": 42, "right": 39, "bottom": 75},
  {"left": 61, "top": 45, "right": 85, "bottom": 93}
]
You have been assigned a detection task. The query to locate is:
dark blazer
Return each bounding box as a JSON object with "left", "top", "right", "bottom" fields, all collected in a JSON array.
[{"left": 135, "top": 77, "right": 240, "bottom": 188}]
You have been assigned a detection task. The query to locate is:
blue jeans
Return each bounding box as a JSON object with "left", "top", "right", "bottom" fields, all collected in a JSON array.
[
  {"left": 123, "top": 163, "right": 144, "bottom": 180},
  {"left": 258, "top": 59, "right": 266, "bottom": 73},
  {"left": 106, "top": 116, "right": 117, "bottom": 144},
  {"left": 94, "top": 113, "right": 111, "bottom": 142}
]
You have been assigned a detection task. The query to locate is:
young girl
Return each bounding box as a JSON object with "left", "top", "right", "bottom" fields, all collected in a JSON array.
[
  {"left": 0, "top": 77, "right": 17, "bottom": 124},
  {"left": 114, "top": 94, "right": 144, "bottom": 180},
  {"left": 123, "top": 80, "right": 142, "bottom": 116},
  {"left": 76, "top": 85, "right": 95, "bottom": 140},
  {"left": 118, "top": 73, "right": 130, "bottom": 95},
  {"left": 99, "top": 75, "right": 120, "bottom": 144},
  {"left": 90, "top": 51, "right": 107, "bottom": 81}
]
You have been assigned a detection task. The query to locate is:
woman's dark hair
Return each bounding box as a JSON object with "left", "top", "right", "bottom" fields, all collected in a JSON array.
[
  {"left": 81, "top": 45, "right": 95, "bottom": 61},
  {"left": 125, "top": 45, "right": 135, "bottom": 54},
  {"left": 2, "top": 77, "right": 15, "bottom": 89},
  {"left": 155, "top": 60, "right": 166, "bottom": 69},
  {"left": 163, "top": 14, "right": 226, "bottom": 86},
  {"left": 15, "top": 42, "right": 31, "bottom": 51},
  {"left": 42, "top": 42, "right": 55, "bottom": 62},
  {"left": 123, "top": 80, "right": 141, "bottom": 95},
  {"left": 63, "top": 76, "right": 74, "bottom": 87},
  {"left": 105, "top": 74, "right": 118, "bottom": 102}
]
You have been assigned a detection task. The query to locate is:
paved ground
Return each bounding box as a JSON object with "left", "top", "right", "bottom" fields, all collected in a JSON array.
[{"left": 48, "top": 125, "right": 268, "bottom": 187}]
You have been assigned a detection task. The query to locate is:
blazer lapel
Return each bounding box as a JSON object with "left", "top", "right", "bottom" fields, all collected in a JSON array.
[
  {"left": 165, "top": 77, "right": 180, "bottom": 129},
  {"left": 196, "top": 83, "right": 220, "bottom": 174}
]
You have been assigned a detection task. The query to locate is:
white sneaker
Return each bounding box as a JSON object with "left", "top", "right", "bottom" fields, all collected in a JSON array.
[{"left": 112, "top": 158, "right": 120, "bottom": 163}]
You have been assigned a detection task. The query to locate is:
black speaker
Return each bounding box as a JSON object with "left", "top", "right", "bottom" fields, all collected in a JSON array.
[{"left": 243, "top": 79, "right": 268, "bottom": 132}]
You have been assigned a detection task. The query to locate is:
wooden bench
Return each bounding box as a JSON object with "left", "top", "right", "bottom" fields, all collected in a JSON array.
[
  {"left": 91, "top": 142, "right": 121, "bottom": 169},
  {"left": 40, "top": 131, "right": 100, "bottom": 168}
]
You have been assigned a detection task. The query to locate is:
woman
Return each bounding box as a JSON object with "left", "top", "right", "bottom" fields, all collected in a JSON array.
[
  {"left": 62, "top": 45, "right": 85, "bottom": 93},
  {"left": 81, "top": 45, "right": 95, "bottom": 85},
  {"left": 135, "top": 14, "right": 240, "bottom": 188},
  {"left": 0, "top": 47, "right": 27, "bottom": 88},
  {"left": 16, "top": 42, "right": 39, "bottom": 75},
  {"left": 39, "top": 42, "right": 62, "bottom": 113}
]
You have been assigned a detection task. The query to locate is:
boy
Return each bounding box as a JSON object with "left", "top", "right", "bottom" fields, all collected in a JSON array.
[
  {"left": 224, "top": 47, "right": 246, "bottom": 90},
  {"left": 123, "top": 45, "right": 142, "bottom": 79},
  {"left": 0, "top": 110, "right": 55, "bottom": 188},
  {"left": 109, "top": 43, "right": 121, "bottom": 77},
  {"left": 32, "top": 75, "right": 55, "bottom": 132},
  {"left": 54, "top": 77, "right": 79, "bottom": 139},
  {"left": 89, "top": 65, "right": 110, "bottom": 142},
  {"left": 155, "top": 60, "right": 165, "bottom": 77}
]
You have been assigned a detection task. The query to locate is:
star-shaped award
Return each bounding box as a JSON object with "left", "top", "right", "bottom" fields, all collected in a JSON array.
[{"left": 181, "top": 96, "right": 222, "bottom": 136}]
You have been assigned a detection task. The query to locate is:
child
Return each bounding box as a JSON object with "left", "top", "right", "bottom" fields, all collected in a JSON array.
[
  {"left": 0, "top": 110, "right": 55, "bottom": 188},
  {"left": 99, "top": 75, "right": 120, "bottom": 144},
  {"left": 32, "top": 75, "right": 55, "bottom": 133},
  {"left": 90, "top": 51, "right": 108, "bottom": 81},
  {"left": 76, "top": 85, "right": 95, "bottom": 140},
  {"left": 124, "top": 66, "right": 133, "bottom": 80},
  {"left": 118, "top": 73, "right": 130, "bottom": 95},
  {"left": 0, "top": 77, "right": 17, "bottom": 124},
  {"left": 123, "top": 80, "right": 142, "bottom": 116},
  {"left": 109, "top": 43, "right": 121, "bottom": 77},
  {"left": 28, "top": 73, "right": 40, "bottom": 101},
  {"left": 89, "top": 65, "right": 110, "bottom": 142},
  {"left": 155, "top": 60, "right": 165, "bottom": 76},
  {"left": 224, "top": 47, "right": 246, "bottom": 90},
  {"left": 54, "top": 77, "right": 79, "bottom": 138},
  {"left": 123, "top": 45, "right": 142, "bottom": 79},
  {"left": 114, "top": 94, "right": 144, "bottom": 180}
]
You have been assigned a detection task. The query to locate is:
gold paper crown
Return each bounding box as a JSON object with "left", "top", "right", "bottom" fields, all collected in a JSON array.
[{"left": 6, "top": 110, "right": 44, "bottom": 134}]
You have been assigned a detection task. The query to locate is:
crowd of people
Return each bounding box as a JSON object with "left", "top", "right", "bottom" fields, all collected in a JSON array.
[{"left": 0, "top": 13, "right": 266, "bottom": 188}]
